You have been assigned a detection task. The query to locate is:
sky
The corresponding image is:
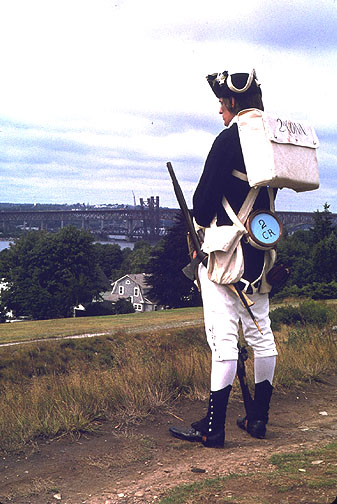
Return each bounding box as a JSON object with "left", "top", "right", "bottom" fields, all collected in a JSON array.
[{"left": 0, "top": 0, "right": 336, "bottom": 213}]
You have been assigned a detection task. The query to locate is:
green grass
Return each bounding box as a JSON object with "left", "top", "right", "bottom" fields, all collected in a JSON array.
[
  {"left": 159, "top": 443, "right": 337, "bottom": 504},
  {"left": 0, "top": 307, "right": 204, "bottom": 345},
  {"left": 270, "top": 443, "right": 337, "bottom": 472},
  {"left": 0, "top": 326, "right": 209, "bottom": 384},
  {"left": 159, "top": 474, "right": 242, "bottom": 504},
  {"left": 1, "top": 300, "right": 335, "bottom": 346},
  {"left": 267, "top": 442, "right": 337, "bottom": 497}
]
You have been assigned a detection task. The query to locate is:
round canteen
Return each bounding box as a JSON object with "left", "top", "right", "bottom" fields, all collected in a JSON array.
[{"left": 246, "top": 210, "right": 282, "bottom": 248}]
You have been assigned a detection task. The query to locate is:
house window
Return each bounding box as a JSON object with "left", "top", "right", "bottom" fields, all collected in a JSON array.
[
  {"left": 133, "top": 303, "right": 142, "bottom": 311},
  {"left": 134, "top": 287, "right": 139, "bottom": 297},
  {"left": 126, "top": 280, "right": 130, "bottom": 285},
  {"left": 118, "top": 286, "right": 124, "bottom": 295}
]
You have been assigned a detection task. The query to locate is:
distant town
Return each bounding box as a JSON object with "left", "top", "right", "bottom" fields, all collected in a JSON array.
[{"left": 0, "top": 201, "right": 142, "bottom": 212}]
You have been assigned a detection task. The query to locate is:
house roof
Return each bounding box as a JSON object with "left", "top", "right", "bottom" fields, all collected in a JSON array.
[
  {"left": 112, "top": 273, "right": 151, "bottom": 293},
  {"left": 100, "top": 273, "right": 155, "bottom": 304},
  {"left": 126, "top": 273, "right": 151, "bottom": 291},
  {"left": 102, "top": 293, "right": 120, "bottom": 302}
]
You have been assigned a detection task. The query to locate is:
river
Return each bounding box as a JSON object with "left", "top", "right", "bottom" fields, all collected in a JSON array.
[
  {"left": 0, "top": 241, "right": 12, "bottom": 252},
  {"left": 0, "top": 238, "right": 135, "bottom": 252}
]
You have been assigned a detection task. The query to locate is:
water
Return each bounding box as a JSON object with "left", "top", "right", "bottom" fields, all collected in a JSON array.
[
  {"left": 0, "top": 238, "right": 134, "bottom": 252},
  {"left": 0, "top": 240, "right": 12, "bottom": 251},
  {"left": 97, "top": 239, "right": 135, "bottom": 250}
]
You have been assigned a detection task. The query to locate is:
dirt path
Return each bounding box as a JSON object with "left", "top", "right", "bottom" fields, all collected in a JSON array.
[
  {"left": 0, "top": 319, "right": 204, "bottom": 348},
  {"left": 1, "top": 376, "right": 336, "bottom": 504}
]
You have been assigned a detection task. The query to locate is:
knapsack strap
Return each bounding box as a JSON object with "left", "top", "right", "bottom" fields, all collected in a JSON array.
[
  {"left": 232, "top": 169, "right": 248, "bottom": 182},
  {"left": 222, "top": 187, "right": 260, "bottom": 229},
  {"left": 268, "top": 186, "right": 275, "bottom": 212}
]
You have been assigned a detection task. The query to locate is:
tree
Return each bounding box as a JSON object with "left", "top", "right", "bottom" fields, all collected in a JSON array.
[
  {"left": 312, "top": 233, "right": 337, "bottom": 283},
  {"left": 110, "top": 240, "right": 153, "bottom": 281},
  {"left": 124, "top": 240, "right": 152, "bottom": 273},
  {"left": 274, "top": 230, "right": 315, "bottom": 290},
  {"left": 311, "top": 203, "right": 334, "bottom": 242},
  {"left": 1, "top": 227, "right": 107, "bottom": 320},
  {"left": 146, "top": 213, "right": 201, "bottom": 308},
  {"left": 0, "top": 248, "right": 10, "bottom": 278},
  {"left": 114, "top": 298, "right": 135, "bottom": 314},
  {"left": 0, "top": 301, "right": 7, "bottom": 323},
  {"left": 94, "top": 242, "right": 124, "bottom": 280},
  {"left": 271, "top": 202, "right": 337, "bottom": 300}
]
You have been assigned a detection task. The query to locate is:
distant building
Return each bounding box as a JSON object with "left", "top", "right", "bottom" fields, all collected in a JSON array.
[{"left": 102, "top": 273, "right": 161, "bottom": 312}]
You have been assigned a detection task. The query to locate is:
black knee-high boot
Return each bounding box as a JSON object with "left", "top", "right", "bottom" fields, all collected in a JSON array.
[
  {"left": 201, "top": 385, "right": 232, "bottom": 447},
  {"left": 169, "top": 385, "right": 232, "bottom": 448},
  {"left": 237, "top": 379, "right": 273, "bottom": 439}
]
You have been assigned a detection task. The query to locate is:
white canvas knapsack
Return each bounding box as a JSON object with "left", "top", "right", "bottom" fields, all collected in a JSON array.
[{"left": 237, "top": 109, "right": 320, "bottom": 192}]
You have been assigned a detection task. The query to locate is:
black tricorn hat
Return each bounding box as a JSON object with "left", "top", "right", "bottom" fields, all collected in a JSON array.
[{"left": 206, "top": 69, "right": 262, "bottom": 99}]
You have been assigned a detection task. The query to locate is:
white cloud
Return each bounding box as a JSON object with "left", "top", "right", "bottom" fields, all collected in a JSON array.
[{"left": 0, "top": 0, "right": 336, "bottom": 211}]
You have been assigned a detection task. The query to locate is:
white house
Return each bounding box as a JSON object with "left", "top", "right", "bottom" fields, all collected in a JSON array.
[{"left": 102, "top": 273, "right": 161, "bottom": 312}]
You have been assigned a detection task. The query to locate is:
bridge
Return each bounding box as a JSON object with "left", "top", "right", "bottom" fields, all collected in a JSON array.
[
  {"left": 0, "top": 197, "right": 179, "bottom": 241},
  {"left": 277, "top": 211, "right": 337, "bottom": 233},
  {"left": 0, "top": 199, "right": 336, "bottom": 240}
]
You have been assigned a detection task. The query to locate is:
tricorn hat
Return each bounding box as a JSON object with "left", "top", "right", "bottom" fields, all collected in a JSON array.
[{"left": 206, "top": 69, "right": 262, "bottom": 99}]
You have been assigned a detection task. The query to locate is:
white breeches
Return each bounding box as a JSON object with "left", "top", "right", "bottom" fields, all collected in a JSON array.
[{"left": 199, "top": 264, "right": 278, "bottom": 362}]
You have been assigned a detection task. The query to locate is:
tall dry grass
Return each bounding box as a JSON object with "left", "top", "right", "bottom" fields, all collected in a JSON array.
[
  {"left": 0, "top": 329, "right": 211, "bottom": 452},
  {"left": 240, "top": 324, "right": 337, "bottom": 389},
  {"left": 0, "top": 306, "right": 336, "bottom": 453},
  {"left": 274, "top": 325, "right": 337, "bottom": 387}
]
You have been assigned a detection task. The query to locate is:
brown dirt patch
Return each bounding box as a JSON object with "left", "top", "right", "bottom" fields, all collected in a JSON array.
[{"left": 1, "top": 376, "right": 336, "bottom": 504}]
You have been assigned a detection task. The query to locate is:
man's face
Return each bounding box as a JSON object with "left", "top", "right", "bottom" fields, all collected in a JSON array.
[{"left": 219, "top": 97, "right": 235, "bottom": 126}]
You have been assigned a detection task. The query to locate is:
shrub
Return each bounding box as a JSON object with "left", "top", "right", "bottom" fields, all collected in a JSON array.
[
  {"left": 270, "top": 305, "right": 302, "bottom": 331},
  {"left": 114, "top": 298, "right": 135, "bottom": 314},
  {"left": 298, "top": 300, "right": 334, "bottom": 326},
  {"left": 272, "top": 281, "right": 337, "bottom": 302},
  {"left": 270, "top": 300, "right": 335, "bottom": 331},
  {"left": 311, "top": 281, "right": 337, "bottom": 300}
]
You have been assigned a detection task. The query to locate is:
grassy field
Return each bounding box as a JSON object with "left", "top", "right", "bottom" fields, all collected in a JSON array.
[
  {"left": 0, "top": 302, "right": 336, "bottom": 453},
  {"left": 0, "top": 307, "right": 204, "bottom": 345},
  {"left": 2, "top": 299, "right": 335, "bottom": 346}
]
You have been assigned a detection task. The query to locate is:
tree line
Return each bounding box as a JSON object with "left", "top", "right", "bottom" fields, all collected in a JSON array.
[
  {"left": 0, "top": 227, "right": 155, "bottom": 321},
  {"left": 272, "top": 203, "right": 337, "bottom": 300},
  {"left": 146, "top": 203, "right": 337, "bottom": 306},
  {"left": 0, "top": 204, "right": 336, "bottom": 321}
]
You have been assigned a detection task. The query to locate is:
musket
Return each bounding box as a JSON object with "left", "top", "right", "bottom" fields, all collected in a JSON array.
[
  {"left": 166, "top": 161, "right": 256, "bottom": 418},
  {"left": 166, "top": 161, "right": 208, "bottom": 275},
  {"left": 166, "top": 161, "right": 263, "bottom": 335},
  {"left": 236, "top": 343, "right": 254, "bottom": 417}
]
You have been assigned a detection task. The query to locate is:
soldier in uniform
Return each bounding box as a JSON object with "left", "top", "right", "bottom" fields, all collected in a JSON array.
[{"left": 170, "top": 69, "right": 278, "bottom": 447}]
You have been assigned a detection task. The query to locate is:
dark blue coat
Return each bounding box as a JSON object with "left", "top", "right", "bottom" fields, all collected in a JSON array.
[{"left": 193, "top": 123, "right": 275, "bottom": 283}]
